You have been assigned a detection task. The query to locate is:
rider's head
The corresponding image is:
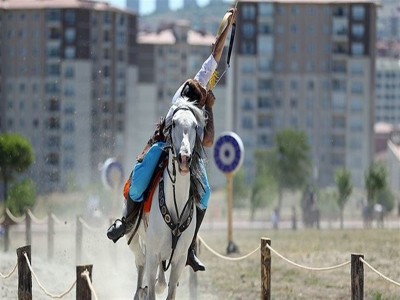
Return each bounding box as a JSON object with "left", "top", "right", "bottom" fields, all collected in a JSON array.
[{"left": 181, "top": 79, "right": 207, "bottom": 107}]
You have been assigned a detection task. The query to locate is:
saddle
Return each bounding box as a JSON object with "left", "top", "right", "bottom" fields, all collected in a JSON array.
[{"left": 123, "top": 151, "right": 168, "bottom": 214}]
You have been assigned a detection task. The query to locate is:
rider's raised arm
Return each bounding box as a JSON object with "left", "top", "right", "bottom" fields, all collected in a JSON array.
[
  {"left": 202, "top": 91, "right": 215, "bottom": 148},
  {"left": 212, "top": 8, "right": 236, "bottom": 64}
]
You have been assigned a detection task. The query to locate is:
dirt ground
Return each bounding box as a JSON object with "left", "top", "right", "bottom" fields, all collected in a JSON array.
[
  {"left": 1, "top": 220, "right": 400, "bottom": 300},
  {"left": 1, "top": 189, "right": 400, "bottom": 300}
]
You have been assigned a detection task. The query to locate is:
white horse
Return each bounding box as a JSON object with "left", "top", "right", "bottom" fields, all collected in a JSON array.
[{"left": 127, "top": 99, "right": 206, "bottom": 300}]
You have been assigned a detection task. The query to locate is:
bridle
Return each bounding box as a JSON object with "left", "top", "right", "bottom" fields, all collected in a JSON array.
[{"left": 160, "top": 105, "right": 198, "bottom": 271}]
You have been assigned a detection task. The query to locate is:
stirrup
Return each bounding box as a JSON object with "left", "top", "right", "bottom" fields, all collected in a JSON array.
[{"left": 107, "top": 219, "right": 126, "bottom": 243}]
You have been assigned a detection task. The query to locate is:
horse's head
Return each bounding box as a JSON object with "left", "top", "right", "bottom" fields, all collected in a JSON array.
[{"left": 167, "top": 100, "right": 205, "bottom": 176}]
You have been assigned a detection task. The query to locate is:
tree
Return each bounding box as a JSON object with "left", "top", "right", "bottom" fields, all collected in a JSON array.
[
  {"left": 334, "top": 168, "right": 353, "bottom": 229},
  {"left": 6, "top": 179, "right": 36, "bottom": 216},
  {"left": 364, "top": 163, "right": 386, "bottom": 207},
  {"left": 0, "top": 134, "right": 34, "bottom": 201},
  {"left": 250, "top": 150, "right": 277, "bottom": 220},
  {"left": 270, "top": 129, "right": 311, "bottom": 211}
]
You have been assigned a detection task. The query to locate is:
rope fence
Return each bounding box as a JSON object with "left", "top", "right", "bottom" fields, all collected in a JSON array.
[
  {"left": 0, "top": 261, "right": 17, "bottom": 279},
  {"left": 198, "top": 235, "right": 259, "bottom": 261},
  {"left": 360, "top": 257, "right": 400, "bottom": 287},
  {"left": 23, "top": 252, "right": 76, "bottom": 299},
  {"left": 0, "top": 245, "right": 97, "bottom": 299},
  {"left": 1, "top": 209, "right": 399, "bottom": 299},
  {"left": 198, "top": 236, "right": 400, "bottom": 299},
  {"left": 266, "top": 243, "right": 351, "bottom": 271}
]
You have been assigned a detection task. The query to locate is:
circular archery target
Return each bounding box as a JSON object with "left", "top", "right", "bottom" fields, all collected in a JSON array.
[
  {"left": 214, "top": 132, "right": 244, "bottom": 174},
  {"left": 101, "top": 157, "right": 124, "bottom": 190}
]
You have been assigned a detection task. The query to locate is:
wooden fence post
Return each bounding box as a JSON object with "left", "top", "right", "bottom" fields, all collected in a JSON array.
[
  {"left": 17, "top": 245, "right": 32, "bottom": 300},
  {"left": 76, "top": 265, "right": 93, "bottom": 300},
  {"left": 47, "top": 212, "right": 54, "bottom": 260},
  {"left": 76, "top": 216, "right": 82, "bottom": 264},
  {"left": 261, "top": 237, "right": 271, "bottom": 300},
  {"left": 25, "top": 210, "right": 31, "bottom": 246},
  {"left": 351, "top": 253, "right": 364, "bottom": 300}
]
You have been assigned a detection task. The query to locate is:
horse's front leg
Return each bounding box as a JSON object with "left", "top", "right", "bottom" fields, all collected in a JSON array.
[
  {"left": 166, "top": 258, "right": 186, "bottom": 300},
  {"left": 145, "top": 253, "right": 158, "bottom": 300},
  {"left": 155, "top": 262, "right": 167, "bottom": 294}
]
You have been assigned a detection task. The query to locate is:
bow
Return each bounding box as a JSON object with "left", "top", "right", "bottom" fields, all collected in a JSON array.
[{"left": 207, "top": 2, "right": 238, "bottom": 91}]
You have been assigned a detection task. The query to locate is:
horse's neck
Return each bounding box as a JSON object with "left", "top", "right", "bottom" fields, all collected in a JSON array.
[{"left": 163, "top": 157, "right": 191, "bottom": 214}]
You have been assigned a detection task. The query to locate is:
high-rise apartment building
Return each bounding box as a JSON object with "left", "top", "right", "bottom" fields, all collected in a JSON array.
[
  {"left": 375, "top": 58, "right": 400, "bottom": 124},
  {"left": 127, "top": 0, "right": 140, "bottom": 13},
  {"left": 0, "top": 0, "right": 138, "bottom": 193},
  {"left": 155, "top": 0, "right": 170, "bottom": 13},
  {"left": 183, "top": 0, "right": 199, "bottom": 9},
  {"left": 232, "top": 0, "right": 377, "bottom": 187}
]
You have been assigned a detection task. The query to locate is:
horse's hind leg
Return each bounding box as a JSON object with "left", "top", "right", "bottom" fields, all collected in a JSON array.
[{"left": 155, "top": 262, "right": 167, "bottom": 294}]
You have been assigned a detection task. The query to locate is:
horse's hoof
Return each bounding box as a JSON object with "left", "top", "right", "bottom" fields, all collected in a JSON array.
[
  {"left": 155, "top": 279, "right": 167, "bottom": 294},
  {"left": 135, "top": 286, "right": 148, "bottom": 300}
]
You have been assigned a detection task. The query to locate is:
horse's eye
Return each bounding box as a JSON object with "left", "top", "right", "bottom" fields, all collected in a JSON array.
[{"left": 172, "top": 120, "right": 175, "bottom": 128}]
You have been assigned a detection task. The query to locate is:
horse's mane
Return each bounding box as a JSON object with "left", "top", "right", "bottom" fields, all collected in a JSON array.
[{"left": 164, "top": 98, "right": 207, "bottom": 202}]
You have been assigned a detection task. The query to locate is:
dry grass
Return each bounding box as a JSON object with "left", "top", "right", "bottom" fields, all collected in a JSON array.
[{"left": 197, "top": 229, "right": 400, "bottom": 300}]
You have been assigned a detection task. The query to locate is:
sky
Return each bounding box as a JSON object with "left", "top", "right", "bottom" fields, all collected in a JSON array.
[{"left": 108, "top": 0, "right": 212, "bottom": 15}]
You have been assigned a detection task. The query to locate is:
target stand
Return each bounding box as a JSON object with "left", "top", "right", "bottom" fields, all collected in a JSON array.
[
  {"left": 214, "top": 132, "right": 244, "bottom": 254},
  {"left": 101, "top": 158, "right": 124, "bottom": 217}
]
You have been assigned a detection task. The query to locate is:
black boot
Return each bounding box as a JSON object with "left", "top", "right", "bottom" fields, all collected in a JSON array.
[
  {"left": 107, "top": 217, "right": 127, "bottom": 243},
  {"left": 107, "top": 200, "right": 142, "bottom": 243},
  {"left": 186, "top": 207, "right": 206, "bottom": 272}
]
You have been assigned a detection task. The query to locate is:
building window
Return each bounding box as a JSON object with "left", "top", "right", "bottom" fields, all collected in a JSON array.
[
  {"left": 258, "top": 116, "right": 272, "bottom": 128},
  {"left": 258, "top": 97, "right": 272, "bottom": 109},
  {"left": 351, "top": 42, "right": 364, "bottom": 55},
  {"left": 242, "top": 4, "right": 256, "bottom": 20},
  {"left": 46, "top": 9, "right": 61, "bottom": 22},
  {"left": 64, "top": 120, "right": 75, "bottom": 132},
  {"left": 46, "top": 153, "right": 59, "bottom": 165},
  {"left": 291, "top": 5, "right": 299, "bottom": 15},
  {"left": 351, "top": 24, "right": 365, "bottom": 38},
  {"left": 259, "top": 3, "right": 273, "bottom": 16},
  {"left": 48, "top": 27, "right": 61, "bottom": 39},
  {"left": 64, "top": 28, "right": 76, "bottom": 43},
  {"left": 259, "top": 23, "right": 273, "bottom": 35},
  {"left": 47, "top": 45, "right": 60, "bottom": 58},
  {"left": 65, "top": 10, "right": 76, "bottom": 25},
  {"left": 241, "top": 42, "right": 255, "bottom": 55},
  {"left": 290, "top": 24, "right": 298, "bottom": 34},
  {"left": 103, "top": 11, "right": 112, "bottom": 24},
  {"left": 351, "top": 82, "right": 364, "bottom": 94},
  {"left": 47, "top": 64, "right": 60, "bottom": 76},
  {"left": 352, "top": 5, "right": 365, "bottom": 21},
  {"left": 242, "top": 117, "right": 254, "bottom": 129},
  {"left": 65, "top": 47, "right": 76, "bottom": 59},
  {"left": 243, "top": 23, "right": 255, "bottom": 38},
  {"left": 65, "top": 66, "right": 75, "bottom": 78}
]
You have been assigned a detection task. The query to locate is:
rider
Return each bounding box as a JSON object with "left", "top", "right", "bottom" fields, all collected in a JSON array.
[{"left": 107, "top": 8, "right": 237, "bottom": 272}]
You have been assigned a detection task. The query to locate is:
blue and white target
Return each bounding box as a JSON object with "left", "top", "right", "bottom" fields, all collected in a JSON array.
[
  {"left": 101, "top": 158, "right": 124, "bottom": 190},
  {"left": 214, "top": 132, "right": 244, "bottom": 174}
]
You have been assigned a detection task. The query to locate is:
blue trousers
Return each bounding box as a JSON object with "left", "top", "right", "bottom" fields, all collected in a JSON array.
[{"left": 129, "top": 142, "right": 210, "bottom": 210}]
